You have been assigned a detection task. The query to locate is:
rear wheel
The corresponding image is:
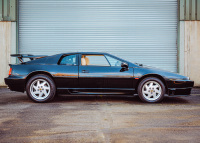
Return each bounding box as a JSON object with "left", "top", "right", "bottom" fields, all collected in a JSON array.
[
  {"left": 137, "top": 77, "right": 165, "bottom": 103},
  {"left": 26, "top": 74, "right": 56, "bottom": 103}
]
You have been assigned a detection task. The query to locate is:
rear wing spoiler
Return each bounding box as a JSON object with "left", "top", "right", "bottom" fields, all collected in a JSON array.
[{"left": 11, "top": 54, "right": 47, "bottom": 63}]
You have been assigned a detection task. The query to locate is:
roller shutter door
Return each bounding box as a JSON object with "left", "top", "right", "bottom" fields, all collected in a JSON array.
[{"left": 19, "top": 0, "right": 177, "bottom": 72}]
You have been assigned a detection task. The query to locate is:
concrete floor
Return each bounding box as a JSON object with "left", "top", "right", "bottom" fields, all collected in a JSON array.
[{"left": 0, "top": 88, "right": 200, "bottom": 143}]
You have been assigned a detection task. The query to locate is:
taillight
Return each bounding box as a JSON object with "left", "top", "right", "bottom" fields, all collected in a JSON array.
[{"left": 9, "top": 68, "right": 12, "bottom": 75}]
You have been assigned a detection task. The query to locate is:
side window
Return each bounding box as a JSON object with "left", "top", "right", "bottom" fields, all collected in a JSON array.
[
  {"left": 59, "top": 55, "right": 77, "bottom": 65},
  {"left": 105, "top": 55, "right": 122, "bottom": 66},
  {"left": 81, "top": 55, "right": 110, "bottom": 66}
]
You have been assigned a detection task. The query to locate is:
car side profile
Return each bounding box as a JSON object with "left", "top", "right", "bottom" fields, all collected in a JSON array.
[{"left": 5, "top": 52, "right": 194, "bottom": 103}]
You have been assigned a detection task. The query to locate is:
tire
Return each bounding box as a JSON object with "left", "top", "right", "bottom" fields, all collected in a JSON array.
[
  {"left": 137, "top": 77, "right": 165, "bottom": 103},
  {"left": 26, "top": 74, "right": 56, "bottom": 103}
]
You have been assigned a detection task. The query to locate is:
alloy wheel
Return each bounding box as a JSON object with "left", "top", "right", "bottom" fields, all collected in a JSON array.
[
  {"left": 142, "top": 81, "right": 162, "bottom": 101},
  {"left": 30, "top": 79, "right": 51, "bottom": 100}
]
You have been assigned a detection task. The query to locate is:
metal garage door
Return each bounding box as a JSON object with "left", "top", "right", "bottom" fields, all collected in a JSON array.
[{"left": 19, "top": 0, "right": 177, "bottom": 72}]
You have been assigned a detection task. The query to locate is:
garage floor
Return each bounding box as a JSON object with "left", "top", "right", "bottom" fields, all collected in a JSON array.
[{"left": 0, "top": 88, "right": 200, "bottom": 143}]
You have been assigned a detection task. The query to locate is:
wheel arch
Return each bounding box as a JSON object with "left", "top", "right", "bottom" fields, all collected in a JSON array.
[
  {"left": 135, "top": 74, "right": 168, "bottom": 94},
  {"left": 25, "top": 71, "right": 55, "bottom": 87}
]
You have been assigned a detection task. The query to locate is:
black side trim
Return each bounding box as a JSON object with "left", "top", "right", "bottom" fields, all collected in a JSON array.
[
  {"left": 57, "top": 88, "right": 135, "bottom": 90},
  {"left": 57, "top": 88, "right": 135, "bottom": 95}
]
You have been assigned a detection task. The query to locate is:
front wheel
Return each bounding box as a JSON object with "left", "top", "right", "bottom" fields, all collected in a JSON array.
[
  {"left": 137, "top": 77, "right": 165, "bottom": 103},
  {"left": 26, "top": 74, "right": 56, "bottom": 103}
]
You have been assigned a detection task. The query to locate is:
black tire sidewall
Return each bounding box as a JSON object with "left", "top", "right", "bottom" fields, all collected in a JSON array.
[
  {"left": 138, "top": 77, "right": 165, "bottom": 103},
  {"left": 26, "top": 74, "right": 56, "bottom": 103}
]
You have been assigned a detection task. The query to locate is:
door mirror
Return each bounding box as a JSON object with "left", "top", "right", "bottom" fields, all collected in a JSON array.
[{"left": 121, "top": 62, "right": 128, "bottom": 68}]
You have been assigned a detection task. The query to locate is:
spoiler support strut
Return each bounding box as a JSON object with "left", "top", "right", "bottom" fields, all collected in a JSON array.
[{"left": 11, "top": 54, "right": 47, "bottom": 63}]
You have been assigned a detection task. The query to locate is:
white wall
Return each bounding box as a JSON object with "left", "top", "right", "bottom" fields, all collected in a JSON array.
[
  {"left": 184, "top": 21, "right": 200, "bottom": 86},
  {"left": 0, "top": 22, "right": 16, "bottom": 86}
]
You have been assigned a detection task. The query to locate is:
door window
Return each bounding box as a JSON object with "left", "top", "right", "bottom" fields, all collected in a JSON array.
[
  {"left": 59, "top": 55, "right": 77, "bottom": 65},
  {"left": 81, "top": 55, "right": 110, "bottom": 66},
  {"left": 105, "top": 55, "right": 122, "bottom": 66}
]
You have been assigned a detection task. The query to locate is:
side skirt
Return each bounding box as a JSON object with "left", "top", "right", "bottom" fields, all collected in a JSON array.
[{"left": 57, "top": 88, "right": 135, "bottom": 95}]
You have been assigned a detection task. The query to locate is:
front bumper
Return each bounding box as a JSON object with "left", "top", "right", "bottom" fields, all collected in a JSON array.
[
  {"left": 4, "top": 77, "right": 25, "bottom": 92},
  {"left": 168, "top": 87, "right": 192, "bottom": 96},
  {"left": 166, "top": 80, "right": 194, "bottom": 96}
]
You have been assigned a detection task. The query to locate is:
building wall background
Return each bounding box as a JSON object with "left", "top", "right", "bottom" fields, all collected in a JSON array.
[
  {"left": 179, "top": 0, "right": 200, "bottom": 86},
  {"left": 184, "top": 21, "right": 200, "bottom": 86},
  {"left": 0, "top": 0, "right": 200, "bottom": 86},
  {"left": 0, "top": 22, "right": 16, "bottom": 86},
  {"left": 0, "top": 0, "right": 16, "bottom": 86},
  {"left": 0, "top": 22, "right": 10, "bottom": 86}
]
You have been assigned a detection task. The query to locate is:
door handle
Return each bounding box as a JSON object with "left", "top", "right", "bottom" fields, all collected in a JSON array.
[{"left": 82, "top": 70, "right": 89, "bottom": 73}]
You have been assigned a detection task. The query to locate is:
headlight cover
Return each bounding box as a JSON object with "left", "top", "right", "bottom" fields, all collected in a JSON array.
[{"left": 168, "top": 76, "right": 190, "bottom": 81}]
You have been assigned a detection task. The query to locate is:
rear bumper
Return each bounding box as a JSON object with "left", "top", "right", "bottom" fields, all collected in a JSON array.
[
  {"left": 4, "top": 77, "right": 25, "bottom": 92},
  {"left": 166, "top": 80, "right": 194, "bottom": 96}
]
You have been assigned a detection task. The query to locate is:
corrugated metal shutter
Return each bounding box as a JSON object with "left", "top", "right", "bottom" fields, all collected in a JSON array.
[{"left": 19, "top": 0, "right": 177, "bottom": 72}]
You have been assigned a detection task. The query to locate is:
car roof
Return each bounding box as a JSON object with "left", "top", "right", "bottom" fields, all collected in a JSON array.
[{"left": 61, "top": 52, "right": 108, "bottom": 55}]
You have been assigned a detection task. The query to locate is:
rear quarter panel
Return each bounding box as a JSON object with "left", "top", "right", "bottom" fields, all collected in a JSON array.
[{"left": 11, "top": 64, "right": 79, "bottom": 88}]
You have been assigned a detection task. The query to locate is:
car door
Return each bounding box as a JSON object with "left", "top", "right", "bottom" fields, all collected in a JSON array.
[
  {"left": 79, "top": 54, "right": 109, "bottom": 89},
  {"left": 103, "top": 54, "right": 134, "bottom": 89},
  {"left": 54, "top": 54, "right": 79, "bottom": 88},
  {"left": 78, "top": 54, "right": 134, "bottom": 91}
]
